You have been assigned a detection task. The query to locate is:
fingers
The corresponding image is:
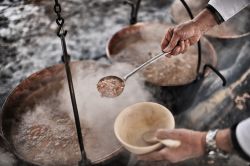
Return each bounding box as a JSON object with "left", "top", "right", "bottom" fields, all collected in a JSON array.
[
  {"left": 138, "top": 129, "right": 204, "bottom": 163},
  {"left": 182, "top": 40, "right": 190, "bottom": 54},
  {"left": 166, "top": 40, "right": 190, "bottom": 56},
  {"left": 171, "top": 46, "right": 181, "bottom": 55},
  {"left": 156, "top": 129, "right": 173, "bottom": 139},
  {"left": 162, "top": 27, "right": 186, "bottom": 56},
  {"left": 161, "top": 29, "right": 191, "bottom": 56},
  {"left": 171, "top": 40, "right": 185, "bottom": 55},
  {"left": 179, "top": 40, "right": 185, "bottom": 53},
  {"left": 161, "top": 28, "right": 173, "bottom": 51},
  {"left": 163, "top": 31, "right": 180, "bottom": 53},
  {"left": 161, "top": 20, "right": 202, "bottom": 56},
  {"left": 156, "top": 129, "right": 185, "bottom": 140}
]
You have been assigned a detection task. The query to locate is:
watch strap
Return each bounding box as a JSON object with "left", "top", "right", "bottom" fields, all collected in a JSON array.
[{"left": 206, "top": 129, "right": 228, "bottom": 159}]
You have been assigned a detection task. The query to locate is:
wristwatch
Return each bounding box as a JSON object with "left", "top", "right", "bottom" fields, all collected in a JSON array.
[{"left": 206, "top": 129, "right": 229, "bottom": 160}]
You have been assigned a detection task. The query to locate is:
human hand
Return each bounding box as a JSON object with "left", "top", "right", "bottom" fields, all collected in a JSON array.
[
  {"left": 162, "top": 9, "right": 218, "bottom": 56},
  {"left": 161, "top": 20, "right": 202, "bottom": 56},
  {"left": 138, "top": 129, "right": 206, "bottom": 163}
]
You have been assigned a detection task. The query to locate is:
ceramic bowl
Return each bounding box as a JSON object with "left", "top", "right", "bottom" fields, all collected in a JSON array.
[{"left": 114, "top": 102, "right": 175, "bottom": 155}]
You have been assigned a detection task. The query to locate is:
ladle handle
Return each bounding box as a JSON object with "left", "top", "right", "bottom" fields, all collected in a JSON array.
[
  {"left": 160, "top": 139, "right": 181, "bottom": 148},
  {"left": 123, "top": 52, "right": 169, "bottom": 80}
]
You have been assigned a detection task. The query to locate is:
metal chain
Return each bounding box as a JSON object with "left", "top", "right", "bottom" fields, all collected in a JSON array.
[
  {"left": 54, "top": 0, "right": 67, "bottom": 37},
  {"left": 53, "top": 1, "right": 90, "bottom": 165}
]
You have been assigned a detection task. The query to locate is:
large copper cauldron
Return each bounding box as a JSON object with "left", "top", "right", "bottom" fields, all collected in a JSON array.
[
  {"left": 106, "top": 22, "right": 217, "bottom": 86},
  {"left": 171, "top": 0, "right": 250, "bottom": 39},
  {"left": 0, "top": 60, "right": 129, "bottom": 166}
]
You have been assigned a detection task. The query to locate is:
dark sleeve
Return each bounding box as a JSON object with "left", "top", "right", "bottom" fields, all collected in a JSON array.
[
  {"left": 206, "top": 4, "right": 225, "bottom": 24},
  {"left": 231, "top": 122, "right": 250, "bottom": 161}
]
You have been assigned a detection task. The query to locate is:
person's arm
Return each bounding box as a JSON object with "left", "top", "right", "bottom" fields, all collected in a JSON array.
[
  {"left": 137, "top": 128, "right": 233, "bottom": 163},
  {"left": 162, "top": 8, "right": 218, "bottom": 55},
  {"left": 162, "top": 0, "right": 249, "bottom": 56},
  {"left": 138, "top": 120, "right": 250, "bottom": 163}
]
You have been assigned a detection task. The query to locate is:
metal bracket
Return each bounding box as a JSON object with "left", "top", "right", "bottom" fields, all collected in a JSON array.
[{"left": 123, "top": 0, "right": 141, "bottom": 25}]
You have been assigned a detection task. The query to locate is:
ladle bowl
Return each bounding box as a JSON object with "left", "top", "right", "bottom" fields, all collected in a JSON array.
[{"left": 97, "top": 76, "right": 125, "bottom": 98}]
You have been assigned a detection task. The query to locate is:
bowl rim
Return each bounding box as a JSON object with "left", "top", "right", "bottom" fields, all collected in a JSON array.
[{"left": 114, "top": 102, "right": 175, "bottom": 151}]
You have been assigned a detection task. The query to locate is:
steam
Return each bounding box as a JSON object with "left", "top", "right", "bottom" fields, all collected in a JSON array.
[
  {"left": 10, "top": 61, "right": 153, "bottom": 165},
  {"left": 0, "top": 149, "right": 16, "bottom": 166},
  {"left": 59, "top": 61, "right": 153, "bottom": 127}
]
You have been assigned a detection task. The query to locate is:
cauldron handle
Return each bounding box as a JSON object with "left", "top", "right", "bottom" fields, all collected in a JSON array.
[
  {"left": 123, "top": 0, "right": 141, "bottom": 25},
  {"left": 199, "top": 64, "right": 227, "bottom": 86}
]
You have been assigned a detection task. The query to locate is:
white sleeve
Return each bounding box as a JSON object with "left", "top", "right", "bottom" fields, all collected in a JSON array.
[
  {"left": 208, "top": 0, "right": 249, "bottom": 21},
  {"left": 236, "top": 118, "right": 250, "bottom": 157}
]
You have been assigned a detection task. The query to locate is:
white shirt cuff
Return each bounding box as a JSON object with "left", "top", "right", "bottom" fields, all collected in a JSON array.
[
  {"left": 209, "top": 0, "right": 249, "bottom": 21},
  {"left": 236, "top": 118, "right": 250, "bottom": 157}
]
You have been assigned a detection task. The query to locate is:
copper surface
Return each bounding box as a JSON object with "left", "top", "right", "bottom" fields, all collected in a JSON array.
[
  {"left": 0, "top": 60, "right": 123, "bottom": 165},
  {"left": 106, "top": 22, "right": 217, "bottom": 86},
  {"left": 170, "top": 0, "right": 250, "bottom": 39}
]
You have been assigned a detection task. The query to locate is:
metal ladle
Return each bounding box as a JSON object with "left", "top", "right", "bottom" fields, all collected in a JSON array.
[{"left": 97, "top": 52, "right": 169, "bottom": 98}]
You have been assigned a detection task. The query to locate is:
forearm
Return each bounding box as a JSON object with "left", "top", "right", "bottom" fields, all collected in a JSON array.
[
  {"left": 208, "top": 119, "right": 250, "bottom": 161},
  {"left": 200, "top": 129, "right": 233, "bottom": 155},
  {"left": 216, "top": 129, "right": 233, "bottom": 153},
  {"left": 192, "top": 9, "right": 218, "bottom": 34}
]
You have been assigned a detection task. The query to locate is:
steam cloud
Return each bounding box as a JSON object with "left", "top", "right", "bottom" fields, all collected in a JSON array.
[
  {"left": 0, "top": 149, "right": 16, "bottom": 166},
  {"left": 10, "top": 61, "right": 153, "bottom": 165},
  {"left": 59, "top": 61, "right": 153, "bottom": 127}
]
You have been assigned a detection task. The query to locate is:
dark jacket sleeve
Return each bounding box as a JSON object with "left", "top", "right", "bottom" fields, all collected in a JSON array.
[{"left": 231, "top": 118, "right": 250, "bottom": 161}]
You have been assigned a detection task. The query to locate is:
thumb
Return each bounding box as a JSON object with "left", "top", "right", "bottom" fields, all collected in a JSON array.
[
  {"left": 156, "top": 129, "right": 179, "bottom": 140},
  {"left": 163, "top": 32, "right": 180, "bottom": 53},
  {"left": 161, "top": 28, "right": 173, "bottom": 51}
]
